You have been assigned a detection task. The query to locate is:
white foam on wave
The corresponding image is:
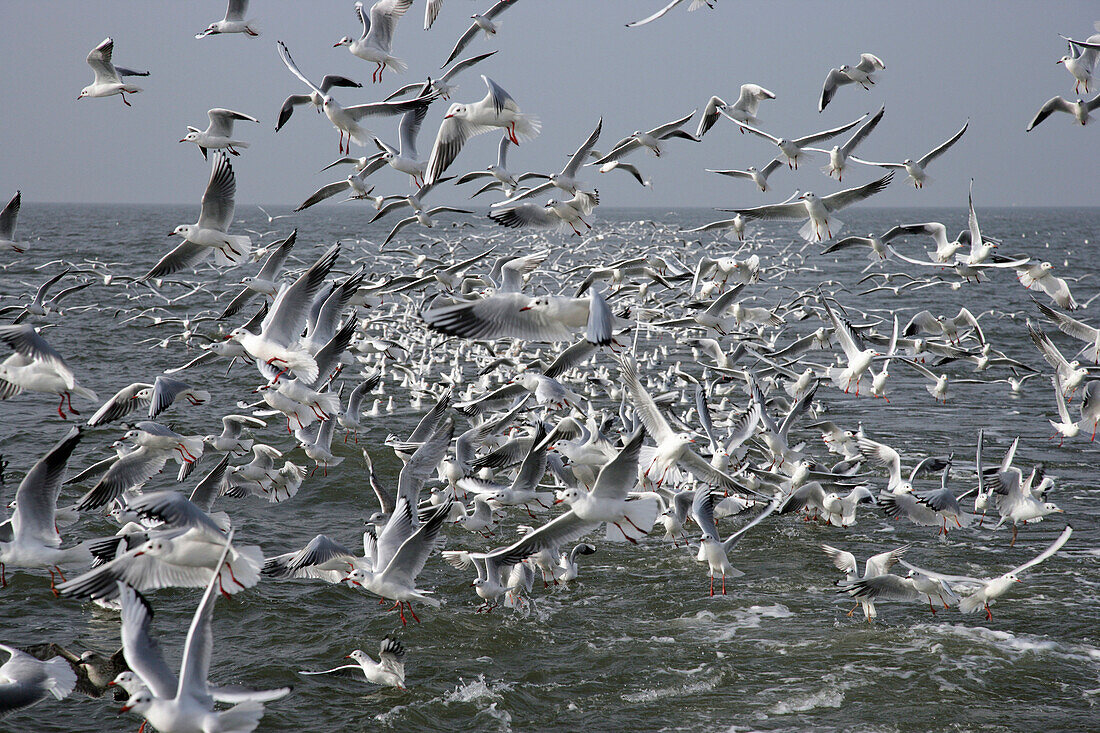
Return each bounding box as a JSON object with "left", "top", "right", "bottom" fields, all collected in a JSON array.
[
  {"left": 445, "top": 674, "right": 515, "bottom": 704},
  {"left": 622, "top": 675, "right": 721, "bottom": 703},
  {"left": 914, "top": 622, "right": 1100, "bottom": 660}
]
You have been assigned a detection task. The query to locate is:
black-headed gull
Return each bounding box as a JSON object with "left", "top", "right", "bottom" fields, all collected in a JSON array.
[
  {"left": 850, "top": 119, "right": 968, "bottom": 188},
  {"left": 697, "top": 84, "right": 776, "bottom": 137},
  {"left": 335, "top": 0, "right": 415, "bottom": 83},
  {"left": 78, "top": 38, "right": 148, "bottom": 106},
  {"left": 195, "top": 0, "right": 259, "bottom": 37},
  {"left": 737, "top": 115, "right": 867, "bottom": 170},
  {"left": 0, "top": 191, "right": 23, "bottom": 253},
  {"left": 0, "top": 644, "right": 77, "bottom": 715},
  {"left": 442, "top": 0, "right": 518, "bottom": 67},
  {"left": 143, "top": 153, "right": 251, "bottom": 280},
  {"left": 1057, "top": 25, "right": 1100, "bottom": 93},
  {"left": 299, "top": 638, "right": 406, "bottom": 689},
  {"left": 179, "top": 108, "right": 258, "bottom": 159},
  {"left": 1026, "top": 93, "right": 1100, "bottom": 130},
  {"left": 723, "top": 173, "right": 893, "bottom": 242},
  {"left": 424, "top": 75, "right": 541, "bottom": 184},
  {"left": 818, "top": 53, "right": 885, "bottom": 111}
]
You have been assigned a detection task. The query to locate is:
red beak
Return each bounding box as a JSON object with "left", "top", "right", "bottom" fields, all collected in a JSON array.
[
  {"left": 444, "top": 113, "right": 454, "bottom": 119},
  {"left": 119, "top": 704, "right": 133, "bottom": 713},
  {"left": 519, "top": 306, "right": 532, "bottom": 311},
  {"left": 133, "top": 551, "right": 144, "bottom": 557},
  {"left": 553, "top": 498, "right": 563, "bottom": 505}
]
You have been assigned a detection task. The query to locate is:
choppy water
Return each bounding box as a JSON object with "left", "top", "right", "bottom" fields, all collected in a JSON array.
[{"left": 1, "top": 204, "right": 1098, "bottom": 732}]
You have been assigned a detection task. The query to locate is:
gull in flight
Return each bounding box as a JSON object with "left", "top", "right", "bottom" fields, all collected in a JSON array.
[
  {"left": 1057, "top": 25, "right": 1100, "bottom": 93},
  {"left": 850, "top": 119, "right": 969, "bottom": 188},
  {"left": 275, "top": 75, "right": 362, "bottom": 133},
  {"left": 696, "top": 84, "right": 776, "bottom": 137},
  {"left": 694, "top": 493, "right": 779, "bottom": 596},
  {"left": 707, "top": 159, "right": 784, "bottom": 193},
  {"left": 335, "top": 0, "right": 415, "bottom": 83},
  {"left": 737, "top": 115, "right": 868, "bottom": 170},
  {"left": 626, "top": 0, "right": 715, "bottom": 28},
  {"left": 823, "top": 544, "right": 909, "bottom": 620},
  {"left": 143, "top": 153, "right": 251, "bottom": 280},
  {"left": 299, "top": 638, "right": 406, "bottom": 690},
  {"left": 804, "top": 104, "right": 885, "bottom": 182},
  {"left": 0, "top": 325, "right": 98, "bottom": 419},
  {"left": 1026, "top": 93, "right": 1100, "bottom": 130},
  {"left": 78, "top": 38, "right": 148, "bottom": 106},
  {"left": 1, "top": 191, "right": 24, "bottom": 253},
  {"left": 179, "top": 108, "right": 258, "bottom": 159},
  {"left": 195, "top": 0, "right": 259, "bottom": 37},
  {"left": 441, "top": 0, "right": 520, "bottom": 68},
  {"left": 386, "top": 51, "right": 497, "bottom": 102},
  {"left": 492, "top": 117, "right": 602, "bottom": 207},
  {"left": 0, "top": 428, "right": 91, "bottom": 592},
  {"left": 424, "top": 75, "right": 541, "bottom": 184},
  {"left": 900, "top": 525, "right": 1073, "bottom": 620},
  {"left": 115, "top": 539, "right": 290, "bottom": 732},
  {"left": 0, "top": 644, "right": 77, "bottom": 716},
  {"left": 589, "top": 111, "right": 699, "bottom": 166},
  {"left": 819, "top": 53, "right": 886, "bottom": 111},
  {"left": 722, "top": 173, "right": 893, "bottom": 242},
  {"left": 277, "top": 40, "right": 436, "bottom": 154}
]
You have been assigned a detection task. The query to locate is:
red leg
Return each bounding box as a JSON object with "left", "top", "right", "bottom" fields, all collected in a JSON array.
[{"left": 57, "top": 395, "right": 67, "bottom": 420}]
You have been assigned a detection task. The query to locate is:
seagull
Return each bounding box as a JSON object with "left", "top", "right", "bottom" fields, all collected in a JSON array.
[
  {"left": 850, "top": 119, "right": 969, "bottom": 188},
  {"left": 1033, "top": 300, "right": 1100, "bottom": 362},
  {"left": 335, "top": 0, "right": 415, "bottom": 83},
  {"left": 555, "top": 542, "right": 596, "bottom": 583},
  {"left": 696, "top": 84, "right": 777, "bottom": 137},
  {"left": 295, "top": 169, "right": 380, "bottom": 211},
  {"left": 823, "top": 544, "right": 909, "bottom": 619},
  {"left": 1048, "top": 372, "right": 1081, "bottom": 445},
  {"left": 693, "top": 493, "right": 779, "bottom": 595},
  {"left": 0, "top": 428, "right": 90, "bottom": 592},
  {"left": 228, "top": 243, "right": 340, "bottom": 383},
  {"left": 1026, "top": 93, "right": 1100, "bottom": 130},
  {"left": 424, "top": 75, "right": 541, "bottom": 184},
  {"left": 901, "top": 525, "right": 1073, "bottom": 620},
  {"left": 488, "top": 191, "right": 599, "bottom": 235},
  {"left": 143, "top": 153, "right": 250, "bottom": 279},
  {"left": 277, "top": 40, "right": 436, "bottom": 154},
  {"left": 0, "top": 324, "right": 97, "bottom": 419},
  {"left": 275, "top": 75, "right": 362, "bottom": 133},
  {"left": 373, "top": 100, "right": 434, "bottom": 186},
  {"left": 618, "top": 355, "right": 752, "bottom": 492},
  {"left": 0, "top": 191, "right": 23, "bottom": 253},
  {"left": 0, "top": 644, "right": 77, "bottom": 716},
  {"left": 723, "top": 173, "right": 893, "bottom": 242},
  {"left": 492, "top": 117, "right": 602, "bottom": 207},
  {"left": 344, "top": 499, "right": 453, "bottom": 625},
  {"left": 736, "top": 115, "right": 868, "bottom": 169},
  {"left": 195, "top": 0, "right": 259, "bottom": 37},
  {"left": 626, "top": 0, "right": 715, "bottom": 28},
  {"left": 453, "top": 135, "right": 538, "bottom": 196},
  {"left": 115, "top": 540, "right": 290, "bottom": 732},
  {"left": 78, "top": 38, "right": 148, "bottom": 106},
  {"left": 1057, "top": 25, "right": 1100, "bottom": 93},
  {"left": 442, "top": 0, "right": 519, "bottom": 67},
  {"left": 1019, "top": 266, "right": 1078, "bottom": 310},
  {"left": 179, "top": 108, "right": 258, "bottom": 159},
  {"left": 386, "top": 51, "right": 497, "bottom": 102},
  {"left": 423, "top": 286, "right": 613, "bottom": 345},
  {"left": 819, "top": 53, "right": 886, "bottom": 111},
  {"left": 706, "top": 159, "right": 784, "bottom": 192},
  {"left": 219, "top": 229, "right": 297, "bottom": 320},
  {"left": 589, "top": 111, "right": 699, "bottom": 166},
  {"left": 804, "top": 105, "right": 885, "bottom": 182},
  {"left": 299, "top": 638, "right": 406, "bottom": 690}
]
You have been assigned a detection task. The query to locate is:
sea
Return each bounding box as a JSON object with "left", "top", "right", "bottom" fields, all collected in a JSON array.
[{"left": 0, "top": 204, "right": 1097, "bottom": 732}]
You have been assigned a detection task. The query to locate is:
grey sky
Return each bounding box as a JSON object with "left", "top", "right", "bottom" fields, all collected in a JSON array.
[{"left": 0, "top": 1, "right": 1097, "bottom": 210}]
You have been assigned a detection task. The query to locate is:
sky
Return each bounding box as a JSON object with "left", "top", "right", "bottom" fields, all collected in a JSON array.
[{"left": 0, "top": 1, "right": 1098, "bottom": 211}]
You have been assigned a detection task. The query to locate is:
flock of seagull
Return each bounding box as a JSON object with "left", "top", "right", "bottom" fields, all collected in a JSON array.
[{"left": 1, "top": 2, "right": 1097, "bottom": 730}]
